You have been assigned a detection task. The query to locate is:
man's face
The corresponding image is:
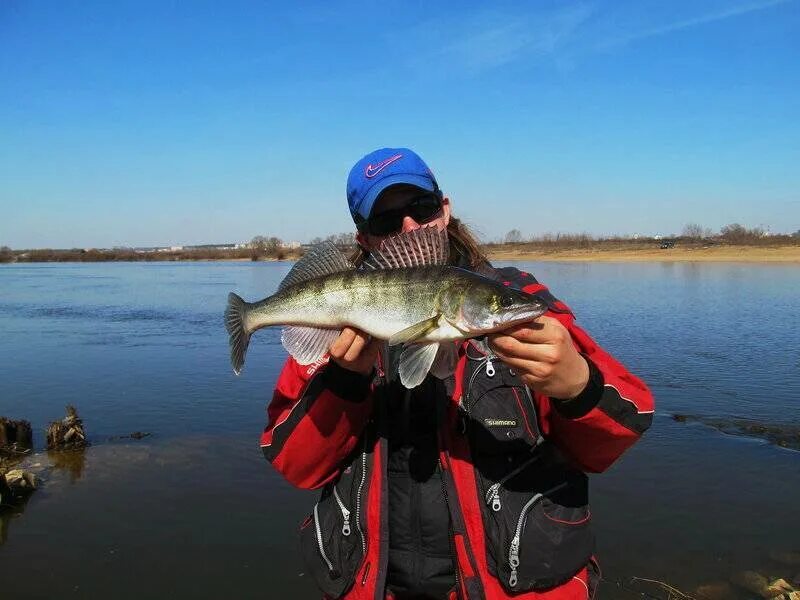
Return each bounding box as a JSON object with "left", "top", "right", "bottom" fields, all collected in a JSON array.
[{"left": 356, "top": 185, "right": 451, "bottom": 251}]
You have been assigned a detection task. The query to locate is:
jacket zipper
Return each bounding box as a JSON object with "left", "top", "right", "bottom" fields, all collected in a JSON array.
[
  {"left": 438, "top": 458, "right": 460, "bottom": 590},
  {"left": 355, "top": 450, "right": 367, "bottom": 555},
  {"left": 313, "top": 502, "right": 336, "bottom": 575},
  {"left": 507, "top": 482, "right": 568, "bottom": 589},
  {"left": 462, "top": 353, "right": 496, "bottom": 413},
  {"left": 332, "top": 486, "right": 351, "bottom": 536},
  {"left": 484, "top": 438, "right": 545, "bottom": 512}
]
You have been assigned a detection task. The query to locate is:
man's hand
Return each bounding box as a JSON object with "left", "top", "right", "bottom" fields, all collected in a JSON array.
[
  {"left": 329, "top": 327, "right": 381, "bottom": 376},
  {"left": 488, "top": 316, "right": 589, "bottom": 399}
]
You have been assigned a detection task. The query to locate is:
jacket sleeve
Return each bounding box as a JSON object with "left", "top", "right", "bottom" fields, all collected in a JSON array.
[
  {"left": 517, "top": 276, "right": 655, "bottom": 473},
  {"left": 260, "top": 356, "right": 374, "bottom": 489}
]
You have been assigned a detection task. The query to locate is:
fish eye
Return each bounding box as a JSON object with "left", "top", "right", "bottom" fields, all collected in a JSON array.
[{"left": 500, "top": 294, "right": 515, "bottom": 308}]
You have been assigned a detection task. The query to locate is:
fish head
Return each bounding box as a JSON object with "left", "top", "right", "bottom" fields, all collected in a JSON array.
[{"left": 458, "top": 283, "right": 549, "bottom": 334}]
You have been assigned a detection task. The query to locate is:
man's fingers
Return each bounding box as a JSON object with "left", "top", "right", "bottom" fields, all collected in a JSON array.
[
  {"left": 491, "top": 353, "right": 555, "bottom": 383},
  {"left": 343, "top": 332, "right": 368, "bottom": 362},
  {"left": 329, "top": 327, "right": 358, "bottom": 358},
  {"left": 489, "top": 335, "right": 559, "bottom": 364},
  {"left": 499, "top": 317, "right": 563, "bottom": 344}
]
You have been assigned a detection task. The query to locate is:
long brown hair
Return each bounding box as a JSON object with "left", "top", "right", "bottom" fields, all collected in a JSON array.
[{"left": 349, "top": 215, "right": 487, "bottom": 268}]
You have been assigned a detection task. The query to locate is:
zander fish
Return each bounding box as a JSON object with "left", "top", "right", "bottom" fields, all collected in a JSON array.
[{"left": 225, "top": 228, "right": 547, "bottom": 388}]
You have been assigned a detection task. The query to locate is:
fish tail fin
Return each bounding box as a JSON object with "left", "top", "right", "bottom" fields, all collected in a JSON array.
[{"left": 225, "top": 292, "right": 251, "bottom": 375}]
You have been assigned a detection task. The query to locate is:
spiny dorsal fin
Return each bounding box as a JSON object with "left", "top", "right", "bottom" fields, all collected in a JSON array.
[
  {"left": 362, "top": 227, "right": 448, "bottom": 270},
  {"left": 279, "top": 242, "right": 353, "bottom": 291}
]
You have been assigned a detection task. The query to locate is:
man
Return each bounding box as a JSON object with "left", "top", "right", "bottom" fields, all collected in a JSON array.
[{"left": 261, "top": 148, "right": 654, "bottom": 599}]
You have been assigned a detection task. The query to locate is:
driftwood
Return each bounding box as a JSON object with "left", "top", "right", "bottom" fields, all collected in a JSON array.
[
  {"left": 0, "top": 417, "right": 33, "bottom": 454},
  {"left": 46, "top": 405, "right": 89, "bottom": 450},
  {"left": 629, "top": 577, "right": 697, "bottom": 599}
]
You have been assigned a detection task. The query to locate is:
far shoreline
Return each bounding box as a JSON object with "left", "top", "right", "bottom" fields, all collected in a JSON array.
[
  {"left": 484, "top": 244, "right": 800, "bottom": 263},
  {"left": 4, "top": 244, "right": 800, "bottom": 265}
]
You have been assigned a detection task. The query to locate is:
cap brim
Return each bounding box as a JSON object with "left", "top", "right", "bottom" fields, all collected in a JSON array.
[{"left": 357, "top": 174, "right": 437, "bottom": 220}]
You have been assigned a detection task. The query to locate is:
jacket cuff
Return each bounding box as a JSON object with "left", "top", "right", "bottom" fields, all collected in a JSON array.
[
  {"left": 551, "top": 355, "right": 604, "bottom": 419},
  {"left": 318, "top": 359, "right": 373, "bottom": 403}
]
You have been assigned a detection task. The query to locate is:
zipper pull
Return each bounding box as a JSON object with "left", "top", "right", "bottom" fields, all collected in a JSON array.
[
  {"left": 485, "top": 483, "right": 502, "bottom": 512},
  {"left": 342, "top": 513, "right": 351, "bottom": 536},
  {"left": 333, "top": 487, "right": 351, "bottom": 536},
  {"left": 509, "top": 535, "right": 520, "bottom": 588},
  {"left": 485, "top": 356, "right": 495, "bottom": 377}
]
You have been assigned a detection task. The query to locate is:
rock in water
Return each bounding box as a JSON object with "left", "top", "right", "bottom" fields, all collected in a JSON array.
[{"left": 46, "top": 405, "right": 89, "bottom": 450}]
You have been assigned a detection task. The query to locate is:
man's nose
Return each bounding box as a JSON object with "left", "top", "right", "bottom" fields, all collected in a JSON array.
[{"left": 400, "top": 215, "right": 421, "bottom": 233}]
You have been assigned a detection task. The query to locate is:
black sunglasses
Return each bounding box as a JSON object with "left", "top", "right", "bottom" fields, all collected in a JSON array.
[{"left": 356, "top": 193, "right": 443, "bottom": 237}]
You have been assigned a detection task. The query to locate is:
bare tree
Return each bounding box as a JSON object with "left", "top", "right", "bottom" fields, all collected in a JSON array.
[
  {"left": 719, "top": 223, "right": 765, "bottom": 243},
  {"left": 682, "top": 224, "right": 705, "bottom": 239},
  {"left": 504, "top": 229, "right": 523, "bottom": 244},
  {"left": 719, "top": 223, "right": 747, "bottom": 242},
  {"left": 0, "top": 246, "right": 12, "bottom": 263},
  {"left": 250, "top": 235, "right": 267, "bottom": 250},
  {"left": 327, "top": 232, "right": 356, "bottom": 248},
  {"left": 250, "top": 236, "right": 284, "bottom": 259}
]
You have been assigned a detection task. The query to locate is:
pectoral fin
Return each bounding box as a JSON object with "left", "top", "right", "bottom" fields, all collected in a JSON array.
[
  {"left": 398, "top": 342, "right": 440, "bottom": 388},
  {"left": 388, "top": 315, "right": 441, "bottom": 346}
]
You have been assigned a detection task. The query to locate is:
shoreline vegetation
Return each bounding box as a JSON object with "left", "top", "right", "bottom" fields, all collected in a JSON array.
[
  {"left": 483, "top": 241, "right": 800, "bottom": 262},
  {"left": 3, "top": 225, "right": 800, "bottom": 264}
]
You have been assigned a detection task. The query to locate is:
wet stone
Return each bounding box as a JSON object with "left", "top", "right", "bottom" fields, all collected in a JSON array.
[{"left": 672, "top": 414, "right": 800, "bottom": 451}]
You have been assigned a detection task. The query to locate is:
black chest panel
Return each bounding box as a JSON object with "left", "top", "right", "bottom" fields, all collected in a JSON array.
[{"left": 384, "top": 378, "right": 456, "bottom": 599}]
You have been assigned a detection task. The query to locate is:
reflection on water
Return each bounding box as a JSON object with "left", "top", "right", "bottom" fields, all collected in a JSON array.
[
  {"left": 0, "top": 491, "right": 33, "bottom": 546},
  {"left": 0, "top": 261, "right": 798, "bottom": 599},
  {"left": 47, "top": 449, "right": 88, "bottom": 483}
]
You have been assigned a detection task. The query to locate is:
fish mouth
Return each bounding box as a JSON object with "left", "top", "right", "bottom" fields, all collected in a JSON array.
[{"left": 483, "top": 306, "right": 547, "bottom": 332}]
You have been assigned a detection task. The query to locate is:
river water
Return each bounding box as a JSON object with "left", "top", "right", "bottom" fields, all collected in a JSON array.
[{"left": 1, "top": 261, "right": 798, "bottom": 599}]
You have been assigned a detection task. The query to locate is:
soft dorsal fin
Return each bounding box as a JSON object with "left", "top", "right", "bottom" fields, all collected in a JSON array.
[
  {"left": 279, "top": 242, "right": 353, "bottom": 291},
  {"left": 362, "top": 227, "right": 448, "bottom": 270}
]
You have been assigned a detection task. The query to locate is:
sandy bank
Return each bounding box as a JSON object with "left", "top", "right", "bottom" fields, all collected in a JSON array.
[{"left": 485, "top": 245, "right": 800, "bottom": 263}]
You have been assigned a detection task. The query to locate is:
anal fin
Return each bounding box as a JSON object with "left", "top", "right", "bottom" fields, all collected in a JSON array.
[{"left": 281, "top": 326, "right": 340, "bottom": 365}]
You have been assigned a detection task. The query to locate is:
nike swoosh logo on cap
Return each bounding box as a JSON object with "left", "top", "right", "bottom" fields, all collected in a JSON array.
[{"left": 365, "top": 154, "right": 403, "bottom": 178}]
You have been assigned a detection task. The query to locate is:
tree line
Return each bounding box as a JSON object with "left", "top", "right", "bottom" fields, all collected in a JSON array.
[
  {"left": 3, "top": 225, "right": 799, "bottom": 263},
  {"left": 499, "top": 224, "right": 800, "bottom": 247}
]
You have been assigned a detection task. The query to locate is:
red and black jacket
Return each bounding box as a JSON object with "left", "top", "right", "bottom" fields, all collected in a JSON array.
[{"left": 261, "top": 266, "right": 654, "bottom": 599}]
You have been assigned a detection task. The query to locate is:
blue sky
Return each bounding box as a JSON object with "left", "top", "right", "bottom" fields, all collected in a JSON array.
[{"left": 1, "top": 0, "right": 798, "bottom": 248}]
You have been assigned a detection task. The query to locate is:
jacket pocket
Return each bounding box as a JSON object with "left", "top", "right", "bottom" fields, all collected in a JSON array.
[
  {"left": 476, "top": 456, "right": 595, "bottom": 592},
  {"left": 299, "top": 452, "right": 368, "bottom": 598}
]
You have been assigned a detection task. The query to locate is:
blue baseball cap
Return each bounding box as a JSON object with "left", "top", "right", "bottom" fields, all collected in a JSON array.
[{"left": 347, "top": 147, "right": 440, "bottom": 222}]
